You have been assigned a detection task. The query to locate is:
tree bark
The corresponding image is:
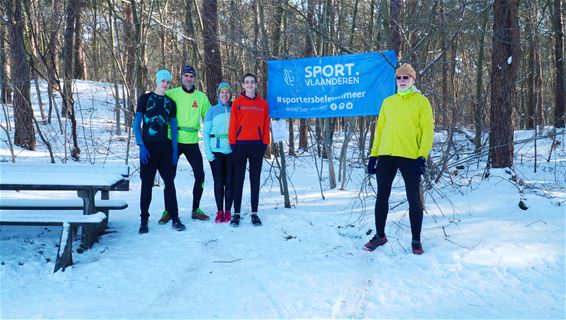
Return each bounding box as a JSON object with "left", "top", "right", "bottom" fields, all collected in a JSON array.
[
  {"left": 388, "top": 0, "right": 402, "bottom": 60},
  {"left": 0, "top": 24, "right": 12, "bottom": 104},
  {"left": 131, "top": 0, "right": 148, "bottom": 97},
  {"left": 298, "top": 0, "right": 316, "bottom": 151},
  {"left": 6, "top": 0, "right": 35, "bottom": 150},
  {"left": 73, "top": 9, "right": 87, "bottom": 80},
  {"left": 474, "top": 2, "right": 490, "bottom": 153},
  {"left": 489, "top": 0, "right": 520, "bottom": 168},
  {"left": 108, "top": 0, "right": 121, "bottom": 135},
  {"left": 62, "top": 0, "right": 82, "bottom": 160},
  {"left": 46, "top": 0, "right": 62, "bottom": 126},
  {"left": 183, "top": 0, "right": 199, "bottom": 66},
  {"left": 121, "top": 1, "right": 136, "bottom": 127},
  {"left": 526, "top": 0, "right": 542, "bottom": 129},
  {"left": 202, "top": 0, "right": 222, "bottom": 100},
  {"left": 323, "top": 117, "right": 337, "bottom": 189},
  {"left": 552, "top": 0, "right": 565, "bottom": 128}
]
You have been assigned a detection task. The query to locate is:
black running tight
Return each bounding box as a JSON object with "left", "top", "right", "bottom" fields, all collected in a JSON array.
[
  {"left": 177, "top": 143, "right": 205, "bottom": 212},
  {"left": 209, "top": 152, "right": 233, "bottom": 212},
  {"left": 374, "top": 156, "right": 423, "bottom": 242},
  {"left": 232, "top": 144, "right": 264, "bottom": 214}
]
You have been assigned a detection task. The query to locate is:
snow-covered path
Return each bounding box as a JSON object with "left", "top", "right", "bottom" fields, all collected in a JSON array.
[{"left": 1, "top": 167, "right": 564, "bottom": 318}]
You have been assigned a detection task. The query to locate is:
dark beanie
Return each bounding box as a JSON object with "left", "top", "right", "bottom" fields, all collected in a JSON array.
[{"left": 182, "top": 65, "right": 196, "bottom": 77}]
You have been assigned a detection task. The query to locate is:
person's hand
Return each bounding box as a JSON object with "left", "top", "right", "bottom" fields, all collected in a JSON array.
[
  {"left": 230, "top": 144, "right": 237, "bottom": 152},
  {"left": 412, "top": 156, "right": 426, "bottom": 176},
  {"left": 367, "top": 157, "right": 378, "bottom": 174},
  {"left": 172, "top": 146, "right": 179, "bottom": 166},
  {"left": 139, "top": 144, "right": 150, "bottom": 165},
  {"left": 206, "top": 151, "right": 215, "bottom": 162},
  {"left": 261, "top": 144, "right": 267, "bottom": 153}
]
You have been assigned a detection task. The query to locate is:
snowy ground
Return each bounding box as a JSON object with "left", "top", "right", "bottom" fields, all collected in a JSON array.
[{"left": 0, "top": 80, "right": 565, "bottom": 319}]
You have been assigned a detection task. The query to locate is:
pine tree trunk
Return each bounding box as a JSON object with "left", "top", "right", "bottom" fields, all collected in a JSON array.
[
  {"left": 552, "top": 0, "right": 565, "bottom": 128},
  {"left": 108, "top": 2, "right": 121, "bottom": 135},
  {"left": 73, "top": 11, "right": 86, "bottom": 80},
  {"left": 526, "top": 0, "right": 541, "bottom": 130},
  {"left": 0, "top": 24, "right": 12, "bottom": 104},
  {"left": 298, "top": 0, "right": 315, "bottom": 151},
  {"left": 131, "top": 0, "right": 148, "bottom": 97},
  {"left": 183, "top": 0, "right": 199, "bottom": 66},
  {"left": 388, "top": 0, "right": 402, "bottom": 59},
  {"left": 202, "top": 0, "right": 222, "bottom": 100},
  {"left": 474, "top": 2, "right": 489, "bottom": 153},
  {"left": 7, "top": 0, "right": 35, "bottom": 150},
  {"left": 62, "top": 0, "right": 81, "bottom": 160},
  {"left": 288, "top": 119, "right": 295, "bottom": 156},
  {"left": 489, "top": 0, "right": 520, "bottom": 168},
  {"left": 122, "top": 2, "right": 136, "bottom": 127},
  {"left": 299, "top": 119, "right": 308, "bottom": 150}
]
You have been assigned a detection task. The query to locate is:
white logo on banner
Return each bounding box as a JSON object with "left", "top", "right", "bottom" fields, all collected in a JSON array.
[{"left": 284, "top": 69, "right": 295, "bottom": 86}]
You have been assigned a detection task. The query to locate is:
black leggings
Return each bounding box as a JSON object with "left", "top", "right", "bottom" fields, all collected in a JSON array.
[
  {"left": 232, "top": 144, "right": 264, "bottom": 214},
  {"left": 209, "top": 152, "right": 233, "bottom": 212},
  {"left": 374, "top": 156, "right": 423, "bottom": 242},
  {"left": 140, "top": 140, "right": 178, "bottom": 221},
  {"left": 177, "top": 143, "right": 205, "bottom": 212}
]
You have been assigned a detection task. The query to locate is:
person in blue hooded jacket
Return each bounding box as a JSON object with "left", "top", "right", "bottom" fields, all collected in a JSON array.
[{"left": 203, "top": 82, "right": 234, "bottom": 223}]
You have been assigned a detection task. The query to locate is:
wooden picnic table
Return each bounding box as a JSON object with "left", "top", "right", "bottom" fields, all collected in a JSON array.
[
  {"left": 0, "top": 163, "right": 130, "bottom": 272},
  {"left": 0, "top": 163, "right": 129, "bottom": 215}
]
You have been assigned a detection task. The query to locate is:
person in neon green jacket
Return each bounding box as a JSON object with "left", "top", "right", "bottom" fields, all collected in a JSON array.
[
  {"left": 158, "top": 65, "right": 212, "bottom": 223},
  {"left": 364, "top": 63, "right": 434, "bottom": 255}
]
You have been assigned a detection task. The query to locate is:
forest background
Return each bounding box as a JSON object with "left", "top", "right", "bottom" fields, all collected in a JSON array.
[{"left": 0, "top": 0, "right": 564, "bottom": 186}]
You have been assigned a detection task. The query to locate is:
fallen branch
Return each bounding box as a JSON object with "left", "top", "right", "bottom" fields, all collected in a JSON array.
[{"left": 213, "top": 258, "right": 243, "bottom": 264}]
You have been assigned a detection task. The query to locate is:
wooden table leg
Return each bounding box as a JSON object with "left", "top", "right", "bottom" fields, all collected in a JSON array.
[
  {"left": 54, "top": 223, "right": 74, "bottom": 273},
  {"left": 100, "top": 190, "right": 110, "bottom": 232},
  {"left": 77, "top": 189, "right": 98, "bottom": 251}
]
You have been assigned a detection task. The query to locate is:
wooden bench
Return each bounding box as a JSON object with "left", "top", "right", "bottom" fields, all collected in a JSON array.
[
  {"left": 0, "top": 199, "right": 128, "bottom": 211},
  {"left": 0, "top": 199, "right": 128, "bottom": 237},
  {"left": 0, "top": 212, "right": 107, "bottom": 272}
]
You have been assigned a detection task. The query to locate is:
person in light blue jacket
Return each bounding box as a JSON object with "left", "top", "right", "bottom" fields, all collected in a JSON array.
[{"left": 203, "top": 82, "right": 234, "bottom": 223}]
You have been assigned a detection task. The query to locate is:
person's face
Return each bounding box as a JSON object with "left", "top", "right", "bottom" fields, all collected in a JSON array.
[
  {"left": 396, "top": 74, "right": 414, "bottom": 91},
  {"left": 158, "top": 79, "right": 170, "bottom": 90},
  {"left": 243, "top": 76, "right": 257, "bottom": 93},
  {"left": 182, "top": 73, "right": 195, "bottom": 89},
  {"left": 219, "top": 89, "right": 231, "bottom": 104}
]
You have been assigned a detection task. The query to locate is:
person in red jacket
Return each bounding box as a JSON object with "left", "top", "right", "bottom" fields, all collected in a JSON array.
[{"left": 228, "top": 73, "right": 270, "bottom": 227}]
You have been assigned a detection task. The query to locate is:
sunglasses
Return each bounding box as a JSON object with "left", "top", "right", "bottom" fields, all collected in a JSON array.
[{"left": 396, "top": 76, "right": 411, "bottom": 80}]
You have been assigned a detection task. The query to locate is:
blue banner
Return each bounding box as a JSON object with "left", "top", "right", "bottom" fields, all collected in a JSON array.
[{"left": 267, "top": 51, "right": 397, "bottom": 119}]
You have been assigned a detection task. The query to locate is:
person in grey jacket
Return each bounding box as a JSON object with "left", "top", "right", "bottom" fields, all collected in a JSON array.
[{"left": 203, "top": 82, "right": 234, "bottom": 223}]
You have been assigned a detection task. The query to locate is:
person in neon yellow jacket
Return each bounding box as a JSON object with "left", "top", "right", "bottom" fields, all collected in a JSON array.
[
  {"left": 364, "top": 63, "right": 434, "bottom": 255},
  {"left": 158, "top": 65, "right": 212, "bottom": 223}
]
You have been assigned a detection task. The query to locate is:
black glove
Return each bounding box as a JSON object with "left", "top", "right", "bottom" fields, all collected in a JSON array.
[
  {"left": 230, "top": 144, "right": 237, "bottom": 152},
  {"left": 412, "top": 156, "right": 426, "bottom": 176},
  {"left": 367, "top": 157, "right": 378, "bottom": 174},
  {"left": 261, "top": 144, "right": 268, "bottom": 153}
]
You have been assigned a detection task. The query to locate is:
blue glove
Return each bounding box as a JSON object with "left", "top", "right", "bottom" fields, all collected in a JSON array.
[
  {"left": 367, "top": 157, "right": 378, "bottom": 174},
  {"left": 139, "top": 144, "right": 150, "bottom": 165},
  {"left": 412, "top": 157, "right": 426, "bottom": 176},
  {"left": 230, "top": 144, "right": 237, "bottom": 152},
  {"left": 172, "top": 146, "right": 179, "bottom": 166}
]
